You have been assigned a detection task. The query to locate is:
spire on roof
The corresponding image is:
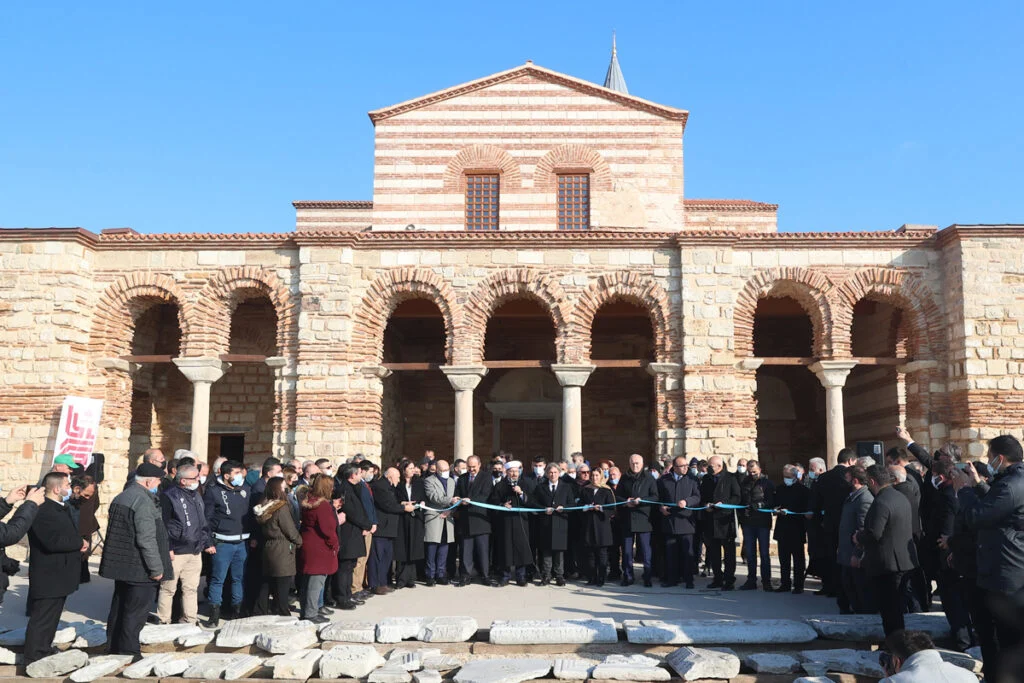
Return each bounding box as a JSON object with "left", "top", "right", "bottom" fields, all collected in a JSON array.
[{"left": 603, "top": 31, "right": 628, "bottom": 94}]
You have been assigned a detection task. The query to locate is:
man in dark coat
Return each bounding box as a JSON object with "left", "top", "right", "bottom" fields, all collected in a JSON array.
[
  {"left": 615, "top": 454, "right": 658, "bottom": 587},
  {"left": 24, "top": 472, "right": 86, "bottom": 664},
  {"left": 773, "top": 464, "right": 811, "bottom": 593},
  {"left": 889, "top": 463, "right": 927, "bottom": 613},
  {"left": 202, "top": 460, "right": 251, "bottom": 626},
  {"left": 369, "top": 467, "right": 403, "bottom": 595},
  {"left": 855, "top": 464, "right": 918, "bottom": 636},
  {"left": 531, "top": 463, "right": 573, "bottom": 585},
  {"left": 837, "top": 466, "right": 874, "bottom": 614},
  {"left": 923, "top": 460, "right": 971, "bottom": 649},
  {"left": 100, "top": 463, "right": 173, "bottom": 657},
  {"left": 811, "top": 447, "right": 856, "bottom": 598},
  {"left": 738, "top": 459, "right": 775, "bottom": 591},
  {"left": 489, "top": 461, "right": 536, "bottom": 586},
  {"left": 658, "top": 456, "right": 702, "bottom": 588},
  {"left": 335, "top": 464, "right": 372, "bottom": 609},
  {"left": 453, "top": 455, "right": 497, "bottom": 586},
  {"left": 699, "top": 455, "right": 742, "bottom": 590},
  {"left": 0, "top": 484, "right": 43, "bottom": 607}
]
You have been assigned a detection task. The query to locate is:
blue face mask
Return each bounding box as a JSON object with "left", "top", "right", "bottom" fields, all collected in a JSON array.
[
  {"left": 148, "top": 485, "right": 159, "bottom": 494},
  {"left": 231, "top": 475, "right": 244, "bottom": 487},
  {"left": 783, "top": 477, "right": 795, "bottom": 486},
  {"left": 61, "top": 490, "right": 71, "bottom": 502},
  {"left": 808, "top": 471, "right": 818, "bottom": 481},
  {"left": 609, "top": 478, "right": 619, "bottom": 486}
]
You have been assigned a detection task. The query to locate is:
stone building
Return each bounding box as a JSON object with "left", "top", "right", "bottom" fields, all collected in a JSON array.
[{"left": 2, "top": 51, "right": 1023, "bottom": 502}]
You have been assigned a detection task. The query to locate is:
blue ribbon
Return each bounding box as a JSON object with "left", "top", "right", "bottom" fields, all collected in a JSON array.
[{"left": 417, "top": 499, "right": 811, "bottom": 516}]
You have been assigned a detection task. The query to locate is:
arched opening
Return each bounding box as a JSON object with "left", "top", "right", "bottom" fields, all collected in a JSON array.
[
  {"left": 582, "top": 301, "right": 656, "bottom": 468},
  {"left": 844, "top": 298, "right": 906, "bottom": 448},
  {"left": 129, "top": 301, "right": 188, "bottom": 465},
  {"left": 381, "top": 298, "right": 449, "bottom": 464},
  {"left": 478, "top": 298, "right": 557, "bottom": 461},
  {"left": 753, "top": 296, "right": 825, "bottom": 479},
  {"left": 207, "top": 294, "right": 278, "bottom": 465}
]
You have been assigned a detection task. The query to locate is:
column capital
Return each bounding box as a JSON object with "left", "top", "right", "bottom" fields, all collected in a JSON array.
[
  {"left": 809, "top": 360, "right": 859, "bottom": 389},
  {"left": 646, "top": 362, "right": 682, "bottom": 376},
  {"left": 94, "top": 358, "right": 141, "bottom": 374},
  {"left": 733, "top": 358, "right": 764, "bottom": 372},
  {"left": 551, "top": 364, "right": 596, "bottom": 388},
  {"left": 360, "top": 365, "right": 393, "bottom": 380},
  {"left": 441, "top": 365, "right": 488, "bottom": 392},
  {"left": 896, "top": 359, "right": 938, "bottom": 374},
  {"left": 173, "top": 357, "right": 230, "bottom": 384}
]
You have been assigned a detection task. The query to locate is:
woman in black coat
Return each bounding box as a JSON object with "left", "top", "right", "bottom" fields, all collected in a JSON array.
[
  {"left": 580, "top": 470, "right": 616, "bottom": 586},
  {"left": 394, "top": 460, "right": 426, "bottom": 588}
]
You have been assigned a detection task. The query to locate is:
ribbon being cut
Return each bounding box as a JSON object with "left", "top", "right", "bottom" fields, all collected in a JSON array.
[{"left": 417, "top": 499, "right": 811, "bottom": 515}]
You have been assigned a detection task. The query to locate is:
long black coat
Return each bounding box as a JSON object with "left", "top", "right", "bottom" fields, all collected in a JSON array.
[
  {"left": 811, "top": 464, "right": 852, "bottom": 542},
  {"left": 894, "top": 477, "right": 923, "bottom": 539},
  {"left": 614, "top": 472, "right": 657, "bottom": 534},
  {"left": 858, "top": 485, "right": 919, "bottom": 577},
  {"left": 0, "top": 498, "right": 38, "bottom": 605},
  {"left": 490, "top": 477, "right": 536, "bottom": 566},
  {"left": 530, "top": 479, "right": 573, "bottom": 551},
  {"left": 394, "top": 477, "right": 426, "bottom": 563},
  {"left": 773, "top": 482, "right": 810, "bottom": 545},
  {"left": 454, "top": 471, "right": 493, "bottom": 537},
  {"left": 28, "top": 499, "right": 83, "bottom": 599},
  {"left": 372, "top": 477, "right": 403, "bottom": 539},
  {"left": 921, "top": 481, "right": 957, "bottom": 576},
  {"left": 580, "top": 487, "right": 615, "bottom": 547},
  {"left": 338, "top": 480, "right": 371, "bottom": 561},
  {"left": 699, "top": 472, "right": 742, "bottom": 539},
  {"left": 960, "top": 462, "right": 1024, "bottom": 595},
  {"left": 657, "top": 474, "right": 702, "bottom": 535}
]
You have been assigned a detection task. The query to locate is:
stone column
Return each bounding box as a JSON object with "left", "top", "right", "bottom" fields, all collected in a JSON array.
[
  {"left": 809, "top": 360, "right": 859, "bottom": 468},
  {"left": 266, "top": 356, "right": 297, "bottom": 460},
  {"left": 440, "top": 366, "right": 488, "bottom": 460},
  {"left": 173, "top": 358, "right": 231, "bottom": 462},
  {"left": 552, "top": 364, "right": 596, "bottom": 462}
]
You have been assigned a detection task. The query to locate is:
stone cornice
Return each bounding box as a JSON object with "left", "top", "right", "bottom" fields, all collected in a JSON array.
[
  {"left": 936, "top": 224, "right": 1024, "bottom": 247},
  {"left": 684, "top": 199, "right": 779, "bottom": 212},
  {"left": 292, "top": 201, "right": 373, "bottom": 210}
]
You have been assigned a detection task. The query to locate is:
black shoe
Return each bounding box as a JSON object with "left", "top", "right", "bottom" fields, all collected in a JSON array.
[
  {"left": 355, "top": 590, "right": 372, "bottom": 600},
  {"left": 708, "top": 580, "right": 723, "bottom": 589},
  {"left": 775, "top": 585, "right": 792, "bottom": 593},
  {"left": 685, "top": 582, "right": 695, "bottom": 589},
  {"left": 488, "top": 579, "right": 500, "bottom": 588},
  {"left": 516, "top": 578, "right": 528, "bottom": 587},
  {"left": 554, "top": 577, "right": 565, "bottom": 586},
  {"left": 585, "top": 579, "right": 598, "bottom": 586},
  {"left": 762, "top": 584, "right": 774, "bottom": 592},
  {"left": 338, "top": 600, "right": 358, "bottom": 610},
  {"left": 425, "top": 578, "right": 436, "bottom": 587},
  {"left": 792, "top": 587, "right": 804, "bottom": 595},
  {"left": 661, "top": 581, "right": 678, "bottom": 588},
  {"left": 497, "top": 580, "right": 510, "bottom": 587},
  {"left": 437, "top": 577, "right": 450, "bottom": 586},
  {"left": 620, "top": 577, "right": 632, "bottom": 587},
  {"left": 721, "top": 582, "right": 735, "bottom": 591},
  {"left": 643, "top": 578, "right": 653, "bottom": 588},
  {"left": 404, "top": 581, "right": 416, "bottom": 589},
  {"left": 207, "top": 605, "right": 221, "bottom": 629},
  {"left": 739, "top": 582, "right": 757, "bottom": 591},
  {"left": 351, "top": 597, "right": 365, "bottom": 605},
  {"left": 309, "top": 615, "right": 330, "bottom": 625},
  {"left": 319, "top": 606, "right": 334, "bottom": 616},
  {"left": 539, "top": 578, "right": 550, "bottom": 586}
]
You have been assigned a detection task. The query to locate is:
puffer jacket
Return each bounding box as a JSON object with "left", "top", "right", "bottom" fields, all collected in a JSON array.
[
  {"left": 959, "top": 462, "right": 1024, "bottom": 594},
  {"left": 100, "top": 483, "right": 173, "bottom": 583},
  {"left": 739, "top": 474, "right": 775, "bottom": 529},
  {"left": 0, "top": 498, "right": 39, "bottom": 605}
]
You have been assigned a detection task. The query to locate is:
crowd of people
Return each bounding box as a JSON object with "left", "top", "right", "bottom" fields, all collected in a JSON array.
[{"left": 0, "top": 427, "right": 1022, "bottom": 682}]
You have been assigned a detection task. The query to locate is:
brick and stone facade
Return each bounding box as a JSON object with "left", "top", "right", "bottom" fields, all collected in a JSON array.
[{"left": 2, "top": 61, "right": 1022, "bottom": 509}]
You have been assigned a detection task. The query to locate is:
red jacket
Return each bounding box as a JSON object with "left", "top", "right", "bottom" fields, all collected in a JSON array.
[{"left": 299, "top": 497, "right": 338, "bottom": 576}]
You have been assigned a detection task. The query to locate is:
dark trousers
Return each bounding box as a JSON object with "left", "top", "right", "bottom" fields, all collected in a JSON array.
[
  {"left": 24, "top": 595, "right": 66, "bottom": 664},
  {"left": 460, "top": 534, "right": 490, "bottom": 580},
  {"left": 257, "top": 576, "right": 293, "bottom": 616},
  {"left": 540, "top": 549, "right": 564, "bottom": 580},
  {"left": 367, "top": 537, "right": 393, "bottom": 588},
  {"left": 333, "top": 559, "right": 356, "bottom": 604},
  {"left": 973, "top": 586, "right": 1024, "bottom": 683},
  {"left": 742, "top": 525, "right": 772, "bottom": 585},
  {"left": 873, "top": 571, "right": 906, "bottom": 636},
  {"left": 425, "top": 542, "right": 449, "bottom": 579},
  {"left": 622, "top": 531, "right": 652, "bottom": 581},
  {"left": 395, "top": 561, "right": 417, "bottom": 586},
  {"left": 841, "top": 564, "right": 875, "bottom": 613},
  {"left": 706, "top": 537, "right": 736, "bottom": 584},
  {"left": 107, "top": 580, "right": 158, "bottom": 656},
  {"left": 587, "top": 546, "right": 609, "bottom": 583},
  {"left": 664, "top": 533, "right": 694, "bottom": 584},
  {"left": 935, "top": 569, "right": 972, "bottom": 648},
  {"left": 778, "top": 539, "right": 806, "bottom": 589}
]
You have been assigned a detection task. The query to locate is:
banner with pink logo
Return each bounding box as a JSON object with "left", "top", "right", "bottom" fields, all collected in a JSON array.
[{"left": 55, "top": 396, "right": 104, "bottom": 467}]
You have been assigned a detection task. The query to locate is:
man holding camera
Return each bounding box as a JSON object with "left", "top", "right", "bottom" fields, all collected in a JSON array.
[{"left": 0, "top": 484, "right": 45, "bottom": 606}]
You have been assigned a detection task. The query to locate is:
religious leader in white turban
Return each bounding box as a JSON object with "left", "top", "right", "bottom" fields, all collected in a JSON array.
[{"left": 488, "top": 460, "right": 537, "bottom": 586}]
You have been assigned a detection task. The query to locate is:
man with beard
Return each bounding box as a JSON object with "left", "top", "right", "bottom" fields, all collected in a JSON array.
[{"left": 489, "top": 461, "right": 536, "bottom": 586}]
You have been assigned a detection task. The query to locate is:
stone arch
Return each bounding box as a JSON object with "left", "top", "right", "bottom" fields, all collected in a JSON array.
[
  {"left": 90, "top": 273, "right": 191, "bottom": 358},
  {"left": 566, "top": 272, "right": 675, "bottom": 364},
  {"left": 352, "top": 268, "right": 457, "bottom": 365},
  {"left": 185, "top": 266, "right": 296, "bottom": 358},
  {"left": 534, "top": 144, "right": 613, "bottom": 192},
  {"left": 734, "top": 267, "right": 834, "bottom": 358},
  {"left": 441, "top": 144, "right": 522, "bottom": 192},
  {"left": 832, "top": 267, "right": 943, "bottom": 360},
  {"left": 456, "top": 269, "right": 569, "bottom": 365}
]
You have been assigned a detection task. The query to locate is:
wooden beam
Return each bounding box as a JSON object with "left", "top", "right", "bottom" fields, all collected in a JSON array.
[
  {"left": 381, "top": 362, "right": 441, "bottom": 371},
  {"left": 756, "top": 356, "right": 910, "bottom": 367},
  {"left": 120, "top": 355, "right": 173, "bottom": 363},
  {"left": 381, "top": 359, "right": 650, "bottom": 371},
  {"left": 219, "top": 354, "right": 268, "bottom": 363},
  {"left": 757, "top": 357, "right": 815, "bottom": 366},
  {"left": 592, "top": 359, "right": 647, "bottom": 368}
]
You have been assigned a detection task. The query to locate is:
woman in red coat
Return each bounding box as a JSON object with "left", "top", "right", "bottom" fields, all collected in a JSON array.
[{"left": 299, "top": 474, "right": 338, "bottom": 624}]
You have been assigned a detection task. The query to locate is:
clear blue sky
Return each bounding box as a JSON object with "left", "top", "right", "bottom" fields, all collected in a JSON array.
[{"left": 2, "top": 1, "right": 1021, "bottom": 234}]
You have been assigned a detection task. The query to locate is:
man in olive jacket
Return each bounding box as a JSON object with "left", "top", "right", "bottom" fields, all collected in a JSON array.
[{"left": 100, "top": 463, "right": 173, "bottom": 657}]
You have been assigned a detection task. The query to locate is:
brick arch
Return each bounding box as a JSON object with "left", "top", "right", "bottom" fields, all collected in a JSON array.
[
  {"left": 90, "top": 274, "right": 191, "bottom": 358},
  {"left": 832, "top": 267, "right": 943, "bottom": 360},
  {"left": 185, "top": 266, "right": 295, "bottom": 357},
  {"left": 456, "top": 269, "right": 569, "bottom": 365},
  {"left": 534, "top": 144, "right": 613, "bottom": 192},
  {"left": 352, "top": 268, "right": 457, "bottom": 365},
  {"left": 734, "top": 267, "right": 834, "bottom": 358},
  {"left": 566, "top": 272, "right": 675, "bottom": 364},
  {"left": 442, "top": 144, "right": 522, "bottom": 192}
]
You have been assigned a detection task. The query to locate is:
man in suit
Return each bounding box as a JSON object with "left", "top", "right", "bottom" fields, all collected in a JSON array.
[
  {"left": 838, "top": 466, "right": 875, "bottom": 613},
  {"left": 532, "top": 463, "right": 573, "bottom": 585},
  {"left": 489, "top": 461, "right": 536, "bottom": 586},
  {"left": 773, "top": 464, "right": 811, "bottom": 593},
  {"left": 699, "top": 455, "right": 742, "bottom": 590},
  {"left": 453, "top": 455, "right": 497, "bottom": 587},
  {"left": 658, "top": 456, "right": 702, "bottom": 588},
  {"left": 335, "top": 464, "right": 371, "bottom": 610},
  {"left": 811, "top": 447, "right": 856, "bottom": 599},
  {"left": 369, "top": 467, "right": 403, "bottom": 595},
  {"left": 423, "top": 459, "right": 457, "bottom": 586},
  {"left": 615, "top": 454, "right": 659, "bottom": 587},
  {"left": 24, "top": 472, "right": 87, "bottom": 664},
  {"left": 856, "top": 464, "right": 919, "bottom": 636}
]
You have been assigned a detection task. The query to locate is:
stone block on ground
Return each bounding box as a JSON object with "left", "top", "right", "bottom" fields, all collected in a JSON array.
[
  {"left": 319, "top": 620, "right": 376, "bottom": 643},
  {"left": 623, "top": 618, "right": 817, "bottom": 645},
  {"left": 272, "top": 649, "right": 323, "bottom": 680},
  {"left": 418, "top": 617, "right": 478, "bottom": 643},
  {"left": 72, "top": 624, "right": 107, "bottom": 649},
  {"left": 742, "top": 653, "right": 802, "bottom": 674},
  {"left": 552, "top": 659, "right": 595, "bottom": 680},
  {"left": 25, "top": 649, "right": 89, "bottom": 679},
  {"left": 414, "top": 669, "right": 442, "bottom": 683},
  {"left": 0, "top": 647, "right": 15, "bottom": 665},
  {"left": 591, "top": 654, "right": 669, "bottom": 681},
  {"left": 179, "top": 653, "right": 263, "bottom": 680},
  {"left": 665, "top": 646, "right": 740, "bottom": 681},
  {"left": 69, "top": 654, "right": 134, "bottom": 682},
  {"left": 177, "top": 630, "right": 216, "bottom": 648},
  {"left": 54, "top": 625, "right": 78, "bottom": 645},
  {"left": 369, "top": 666, "right": 413, "bottom": 683},
  {"left": 139, "top": 623, "right": 204, "bottom": 645},
  {"left": 319, "top": 644, "right": 387, "bottom": 679},
  {"left": 377, "top": 617, "right": 429, "bottom": 643},
  {"left": 388, "top": 648, "right": 442, "bottom": 671},
  {"left": 216, "top": 616, "right": 300, "bottom": 648},
  {"left": 488, "top": 619, "right": 617, "bottom": 644},
  {"left": 799, "top": 648, "right": 885, "bottom": 677},
  {"left": 937, "top": 649, "right": 984, "bottom": 674},
  {"left": 454, "top": 658, "right": 553, "bottom": 683},
  {"left": 254, "top": 622, "right": 318, "bottom": 654},
  {"left": 122, "top": 653, "right": 176, "bottom": 679},
  {"left": 152, "top": 656, "right": 192, "bottom": 677},
  {"left": 803, "top": 612, "right": 949, "bottom": 641},
  {"left": 422, "top": 654, "right": 465, "bottom": 671}
]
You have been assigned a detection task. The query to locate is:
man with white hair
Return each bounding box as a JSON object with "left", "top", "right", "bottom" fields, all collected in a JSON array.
[
  {"left": 489, "top": 460, "right": 535, "bottom": 586},
  {"left": 699, "top": 455, "right": 742, "bottom": 590},
  {"left": 857, "top": 456, "right": 877, "bottom": 469},
  {"left": 157, "top": 463, "right": 213, "bottom": 625}
]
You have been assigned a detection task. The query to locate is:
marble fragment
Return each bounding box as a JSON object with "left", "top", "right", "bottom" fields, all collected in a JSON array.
[
  {"left": 272, "top": 649, "right": 323, "bottom": 680},
  {"left": 488, "top": 619, "right": 617, "bottom": 644},
  {"left": 68, "top": 655, "right": 134, "bottom": 683},
  {"left": 254, "top": 622, "right": 318, "bottom": 654},
  {"left": 178, "top": 653, "right": 263, "bottom": 680},
  {"left": 388, "top": 647, "right": 442, "bottom": 671},
  {"left": 178, "top": 630, "right": 216, "bottom": 648},
  {"left": 454, "top": 658, "right": 553, "bottom": 683},
  {"left": 937, "top": 649, "right": 984, "bottom": 674},
  {"left": 591, "top": 654, "right": 669, "bottom": 681},
  {"left": 799, "top": 649, "right": 885, "bottom": 677},
  {"left": 418, "top": 616, "right": 478, "bottom": 642},
  {"left": 152, "top": 656, "right": 192, "bottom": 677},
  {"left": 793, "top": 678, "right": 837, "bottom": 683},
  {"left": 377, "top": 617, "right": 429, "bottom": 643},
  {"left": 665, "top": 646, "right": 740, "bottom": 681},
  {"left": 0, "top": 646, "right": 16, "bottom": 665},
  {"left": 742, "top": 653, "right": 802, "bottom": 674},
  {"left": 25, "top": 649, "right": 89, "bottom": 679},
  {"left": 803, "top": 612, "right": 949, "bottom": 641},
  {"left": 414, "top": 670, "right": 442, "bottom": 683},
  {"left": 623, "top": 618, "right": 816, "bottom": 645},
  {"left": 319, "top": 620, "right": 377, "bottom": 643},
  {"left": 139, "top": 622, "right": 204, "bottom": 645},
  {"left": 216, "top": 616, "right": 300, "bottom": 648},
  {"left": 422, "top": 654, "right": 465, "bottom": 671},
  {"left": 552, "top": 659, "right": 594, "bottom": 680},
  {"left": 71, "top": 624, "right": 107, "bottom": 649},
  {"left": 370, "top": 666, "right": 413, "bottom": 683},
  {"left": 319, "top": 644, "right": 387, "bottom": 679},
  {"left": 122, "top": 653, "right": 176, "bottom": 679}
]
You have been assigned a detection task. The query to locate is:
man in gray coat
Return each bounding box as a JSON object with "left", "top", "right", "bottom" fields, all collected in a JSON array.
[
  {"left": 423, "top": 459, "right": 457, "bottom": 586},
  {"left": 837, "top": 465, "right": 874, "bottom": 614}
]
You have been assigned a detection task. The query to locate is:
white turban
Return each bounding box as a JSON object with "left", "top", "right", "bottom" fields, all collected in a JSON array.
[{"left": 504, "top": 460, "right": 522, "bottom": 471}]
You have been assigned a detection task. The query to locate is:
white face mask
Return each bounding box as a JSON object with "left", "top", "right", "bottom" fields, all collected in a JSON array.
[
  {"left": 568, "top": 472, "right": 576, "bottom": 479},
  {"left": 199, "top": 475, "right": 207, "bottom": 485},
  {"left": 736, "top": 466, "right": 747, "bottom": 475},
  {"left": 534, "top": 466, "right": 544, "bottom": 476},
  {"left": 186, "top": 482, "right": 200, "bottom": 491},
  {"left": 439, "top": 471, "right": 450, "bottom": 479},
  {"left": 931, "top": 475, "right": 943, "bottom": 489}
]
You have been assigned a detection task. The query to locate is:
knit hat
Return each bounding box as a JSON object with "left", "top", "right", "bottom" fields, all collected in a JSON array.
[{"left": 136, "top": 462, "right": 165, "bottom": 479}]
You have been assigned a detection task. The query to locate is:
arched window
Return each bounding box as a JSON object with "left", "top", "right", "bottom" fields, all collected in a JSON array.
[{"left": 465, "top": 173, "right": 500, "bottom": 231}]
